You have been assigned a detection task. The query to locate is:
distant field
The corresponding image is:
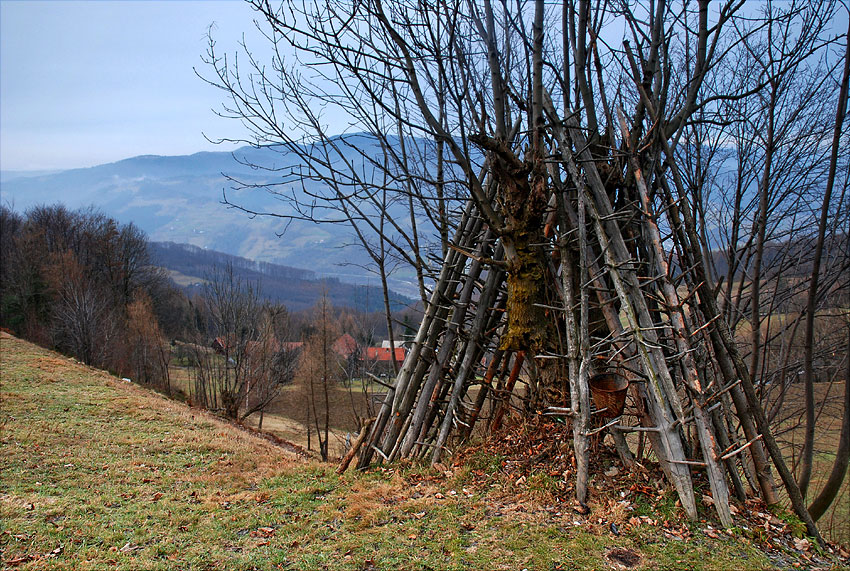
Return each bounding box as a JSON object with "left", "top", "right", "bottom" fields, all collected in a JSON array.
[
  {"left": 1, "top": 334, "right": 803, "bottom": 570},
  {"left": 773, "top": 381, "right": 849, "bottom": 547},
  {"left": 166, "top": 363, "right": 381, "bottom": 456},
  {"left": 164, "top": 269, "right": 207, "bottom": 287}
]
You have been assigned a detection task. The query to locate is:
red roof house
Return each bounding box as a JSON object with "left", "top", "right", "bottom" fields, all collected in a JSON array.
[{"left": 364, "top": 346, "right": 407, "bottom": 363}]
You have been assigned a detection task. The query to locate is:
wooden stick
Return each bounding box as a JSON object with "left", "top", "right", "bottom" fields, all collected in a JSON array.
[
  {"left": 721, "top": 435, "right": 763, "bottom": 461},
  {"left": 337, "top": 418, "right": 375, "bottom": 474}
]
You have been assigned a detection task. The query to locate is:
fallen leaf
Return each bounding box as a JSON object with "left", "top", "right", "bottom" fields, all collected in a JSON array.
[
  {"left": 251, "top": 527, "right": 275, "bottom": 538},
  {"left": 663, "top": 531, "right": 683, "bottom": 541},
  {"left": 119, "top": 542, "right": 142, "bottom": 553},
  {"left": 46, "top": 545, "right": 64, "bottom": 558}
]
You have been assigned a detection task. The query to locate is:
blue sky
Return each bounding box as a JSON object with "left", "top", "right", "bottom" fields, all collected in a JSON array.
[
  {"left": 3, "top": 2, "right": 845, "bottom": 172},
  {"left": 1, "top": 1, "right": 263, "bottom": 171}
]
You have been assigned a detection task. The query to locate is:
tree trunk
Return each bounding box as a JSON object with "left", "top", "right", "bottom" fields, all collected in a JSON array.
[
  {"left": 798, "top": 16, "right": 850, "bottom": 498},
  {"left": 807, "top": 323, "right": 850, "bottom": 521}
]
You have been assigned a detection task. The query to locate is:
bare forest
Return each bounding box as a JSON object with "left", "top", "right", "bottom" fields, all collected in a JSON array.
[
  {"left": 198, "top": 0, "right": 850, "bottom": 544},
  {"left": 0, "top": 205, "right": 393, "bottom": 464},
  {"left": 1, "top": 205, "right": 178, "bottom": 392}
]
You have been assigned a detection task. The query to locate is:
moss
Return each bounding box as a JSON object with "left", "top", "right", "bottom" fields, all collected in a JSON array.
[{"left": 501, "top": 237, "right": 549, "bottom": 353}]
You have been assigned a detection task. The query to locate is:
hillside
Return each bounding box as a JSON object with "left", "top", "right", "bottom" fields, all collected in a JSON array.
[
  {"left": 150, "top": 241, "right": 414, "bottom": 312},
  {"left": 0, "top": 136, "right": 443, "bottom": 299},
  {"left": 1, "top": 333, "right": 845, "bottom": 570}
]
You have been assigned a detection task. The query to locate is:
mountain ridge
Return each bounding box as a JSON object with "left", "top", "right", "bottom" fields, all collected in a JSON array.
[{"left": 0, "top": 136, "right": 426, "bottom": 298}]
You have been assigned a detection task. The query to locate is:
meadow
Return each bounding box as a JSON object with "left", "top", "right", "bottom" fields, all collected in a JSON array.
[{"left": 3, "top": 333, "right": 829, "bottom": 570}]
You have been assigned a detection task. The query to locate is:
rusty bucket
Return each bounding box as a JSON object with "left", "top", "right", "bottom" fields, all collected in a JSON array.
[{"left": 589, "top": 373, "right": 629, "bottom": 417}]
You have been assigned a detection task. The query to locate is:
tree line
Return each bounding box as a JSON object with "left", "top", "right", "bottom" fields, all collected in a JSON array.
[
  {"left": 1, "top": 203, "right": 407, "bottom": 462},
  {"left": 1, "top": 204, "right": 181, "bottom": 391}
]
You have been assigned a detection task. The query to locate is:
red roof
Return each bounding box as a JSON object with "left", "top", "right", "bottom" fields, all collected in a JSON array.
[{"left": 364, "top": 347, "right": 406, "bottom": 362}]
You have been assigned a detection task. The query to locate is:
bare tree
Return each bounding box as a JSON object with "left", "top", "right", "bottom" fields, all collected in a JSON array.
[
  {"left": 188, "top": 263, "right": 295, "bottom": 421},
  {"left": 47, "top": 250, "right": 117, "bottom": 368},
  {"left": 126, "top": 293, "right": 172, "bottom": 393},
  {"left": 204, "top": 0, "right": 849, "bottom": 540},
  {"left": 295, "top": 291, "right": 340, "bottom": 460}
]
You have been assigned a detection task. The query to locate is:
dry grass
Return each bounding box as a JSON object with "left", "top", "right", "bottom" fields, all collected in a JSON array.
[
  {"left": 1, "top": 333, "right": 838, "bottom": 570},
  {"left": 771, "top": 381, "right": 849, "bottom": 546}
]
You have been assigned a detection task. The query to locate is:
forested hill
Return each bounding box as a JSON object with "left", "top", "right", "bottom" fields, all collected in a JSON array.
[
  {"left": 150, "top": 241, "right": 413, "bottom": 312},
  {"left": 0, "top": 135, "right": 433, "bottom": 299}
]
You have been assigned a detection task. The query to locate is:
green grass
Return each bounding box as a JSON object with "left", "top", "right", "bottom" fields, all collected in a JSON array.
[{"left": 0, "top": 334, "right": 812, "bottom": 570}]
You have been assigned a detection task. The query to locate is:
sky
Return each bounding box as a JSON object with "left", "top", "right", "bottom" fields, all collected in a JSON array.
[
  {"left": 1, "top": 1, "right": 265, "bottom": 171},
  {"left": 2, "top": 2, "right": 846, "bottom": 172}
]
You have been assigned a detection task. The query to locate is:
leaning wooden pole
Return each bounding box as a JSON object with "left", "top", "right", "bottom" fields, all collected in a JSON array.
[
  {"left": 618, "top": 110, "right": 732, "bottom": 527},
  {"left": 545, "top": 97, "right": 699, "bottom": 519},
  {"left": 357, "top": 202, "right": 478, "bottom": 469},
  {"left": 337, "top": 418, "right": 374, "bottom": 475},
  {"left": 656, "top": 171, "right": 778, "bottom": 506},
  {"left": 431, "top": 244, "right": 504, "bottom": 463},
  {"left": 573, "top": 184, "right": 592, "bottom": 506},
  {"left": 400, "top": 230, "right": 497, "bottom": 459},
  {"left": 657, "top": 140, "right": 824, "bottom": 544}
]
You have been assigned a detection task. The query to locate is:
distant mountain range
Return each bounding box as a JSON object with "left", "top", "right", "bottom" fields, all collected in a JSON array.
[
  {"left": 149, "top": 241, "right": 412, "bottom": 312},
  {"left": 0, "top": 136, "right": 434, "bottom": 299}
]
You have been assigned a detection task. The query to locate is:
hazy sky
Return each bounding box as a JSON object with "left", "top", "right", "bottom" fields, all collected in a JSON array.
[
  {"left": 1, "top": 1, "right": 266, "bottom": 171},
  {"left": 3, "top": 2, "right": 845, "bottom": 172}
]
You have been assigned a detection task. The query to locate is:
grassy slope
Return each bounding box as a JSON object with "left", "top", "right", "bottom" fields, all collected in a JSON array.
[{"left": 0, "top": 334, "right": 819, "bottom": 570}]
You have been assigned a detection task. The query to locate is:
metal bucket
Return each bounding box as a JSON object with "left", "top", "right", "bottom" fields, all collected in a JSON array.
[{"left": 589, "top": 373, "right": 629, "bottom": 417}]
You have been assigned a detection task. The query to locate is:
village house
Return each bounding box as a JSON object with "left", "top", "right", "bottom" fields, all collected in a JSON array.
[{"left": 363, "top": 346, "right": 407, "bottom": 376}]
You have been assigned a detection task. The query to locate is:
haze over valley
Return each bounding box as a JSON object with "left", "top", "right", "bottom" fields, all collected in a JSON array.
[{"left": 1, "top": 138, "right": 427, "bottom": 300}]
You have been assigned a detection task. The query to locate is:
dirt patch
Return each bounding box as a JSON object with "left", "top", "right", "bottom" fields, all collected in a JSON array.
[{"left": 606, "top": 547, "right": 641, "bottom": 568}]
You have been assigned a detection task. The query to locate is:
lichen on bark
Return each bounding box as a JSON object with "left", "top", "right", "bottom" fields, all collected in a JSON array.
[{"left": 501, "top": 234, "right": 548, "bottom": 353}]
